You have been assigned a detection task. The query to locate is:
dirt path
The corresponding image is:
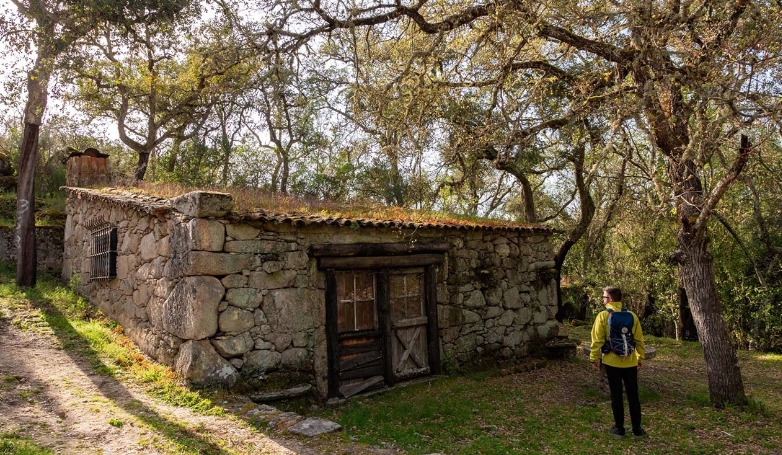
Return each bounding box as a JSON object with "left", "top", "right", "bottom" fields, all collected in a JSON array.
[{"left": 0, "top": 318, "right": 396, "bottom": 454}]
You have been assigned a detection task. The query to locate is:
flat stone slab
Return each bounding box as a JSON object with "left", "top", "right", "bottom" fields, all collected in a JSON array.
[
  {"left": 288, "top": 417, "right": 342, "bottom": 437},
  {"left": 268, "top": 411, "right": 303, "bottom": 431},
  {"left": 250, "top": 384, "right": 312, "bottom": 402}
]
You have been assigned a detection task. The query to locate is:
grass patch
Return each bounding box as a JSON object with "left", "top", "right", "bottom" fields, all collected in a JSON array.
[
  {"left": 0, "top": 192, "right": 66, "bottom": 228},
  {"left": 108, "top": 418, "right": 124, "bottom": 428},
  {"left": 0, "top": 433, "right": 52, "bottom": 455},
  {"left": 0, "top": 265, "right": 237, "bottom": 454},
  {"left": 315, "top": 324, "right": 782, "bottom": 454}
]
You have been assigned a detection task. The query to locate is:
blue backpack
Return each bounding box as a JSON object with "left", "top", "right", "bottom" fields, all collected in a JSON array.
[{"left": 602, "top": 308, "right": 636, "bottom": 356}]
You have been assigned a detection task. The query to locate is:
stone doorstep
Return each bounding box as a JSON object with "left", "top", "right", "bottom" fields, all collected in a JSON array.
[
  {"left": 224, "top": 396, "right": 343, "bottom": 437},
  {"left": 267, "top": 411, "right": 304, "bottom": 431},
  {"left": 545, "top": 336, "right": 579, "bottom": 359},
  {"left": 249, "top": 383, "right": 313, "bottom": 402}
]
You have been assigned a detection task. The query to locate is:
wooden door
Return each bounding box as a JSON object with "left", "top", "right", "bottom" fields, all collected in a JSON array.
[
  {"left": 334, "top": 271, "right": 385, "bottom": 397},
  {"left": 389, "top": 269, "right": 430, "bottom": 379}
]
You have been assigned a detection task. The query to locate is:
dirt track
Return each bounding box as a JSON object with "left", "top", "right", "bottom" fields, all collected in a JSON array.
[{"left": 0, "top": 317, "right": 397, "bottom": 454}]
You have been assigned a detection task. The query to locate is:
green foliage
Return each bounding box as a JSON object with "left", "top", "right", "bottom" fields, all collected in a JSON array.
[
  {"left": 720, "top": 279, "right": 782, "bottom": 352},
  {"left": 709, "top": 139, "right": 782, "bottom": 352},
  {"left": 108, "top": 418, "right": 124, "bottom": 428},
  {"left": 155, "top": 140, "right": 225, "bottom": 187},
  {"left": 564, "top": 208, "right": 681, "bottom": 337}
]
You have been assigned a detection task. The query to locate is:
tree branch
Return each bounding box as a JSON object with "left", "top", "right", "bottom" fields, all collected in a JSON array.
[{"left": 694, "top": 134, "right": 753, "bottom": 232}]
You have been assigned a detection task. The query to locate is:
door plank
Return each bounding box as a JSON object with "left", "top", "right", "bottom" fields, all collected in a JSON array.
[
  {"left": 394, "top": 326, "right": 424, "bottom": 371},
  {"left": 340, "top": 362, "right": 384, "bottom": 380},
  {"left": 339, "top": 339, "right": 382, "bottom": 355},
  {"left": 392, "top": 316, "right": 428, "bottom": 329},
  {"left": 340, "top": 351, "right": 383, "bottom": 371},
  {"left": 339, "top": 375, "right": 386, "bottom": 398}
]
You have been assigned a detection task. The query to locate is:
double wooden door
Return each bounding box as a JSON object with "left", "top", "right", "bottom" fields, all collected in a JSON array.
[{"left": 326, "top": 267, "right": 439, "bottom": 398}]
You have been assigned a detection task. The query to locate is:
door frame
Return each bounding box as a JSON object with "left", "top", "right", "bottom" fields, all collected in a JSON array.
[{"left": 316, "top": 243, "right": 446, "bottom": 398}]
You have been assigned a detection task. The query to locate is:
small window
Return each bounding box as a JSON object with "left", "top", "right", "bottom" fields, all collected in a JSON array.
[
  {"left": 88, "top": 221, "right": 117, "bottom": 282},
  {"left": 389, "top": 269, "right": 425, "bottom": 321},
  {"left": 336, "top": 271, "right": 377, "bottom": 332}
]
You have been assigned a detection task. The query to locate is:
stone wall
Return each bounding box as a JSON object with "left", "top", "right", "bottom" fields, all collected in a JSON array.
[
  {"left": 62, "top": 188, "right": 558, "bottom": 398},
  {"left": 0, "top": 226, "right": 64, "bottom": 274}
]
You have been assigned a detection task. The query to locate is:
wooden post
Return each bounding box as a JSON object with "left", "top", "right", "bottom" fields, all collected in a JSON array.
[
  {"left": 377, "top": 271, "right": 395, "bottom": 386},
  {"left": 425, "top": 265, "right": 441, "bottom": 374},
  {"left": 324, "top": 269, "right": 340, "bottom": 398}
]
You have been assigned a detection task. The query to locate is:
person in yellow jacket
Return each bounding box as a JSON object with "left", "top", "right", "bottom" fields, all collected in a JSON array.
[{"left": 590, "top": 286, "right": 647, "bottom": 438}]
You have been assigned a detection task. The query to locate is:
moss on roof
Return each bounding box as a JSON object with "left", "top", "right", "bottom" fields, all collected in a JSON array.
[{"left": 90, "top": 182, "right": 554, "bottom": 233}]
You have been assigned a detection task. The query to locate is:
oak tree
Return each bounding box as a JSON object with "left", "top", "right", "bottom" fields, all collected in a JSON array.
[
  {"left": 234, "top": 0, "right": 782, "bottom": 406},
  {"left": 3, "top": 0, "right": 189, "bottom": 286}
]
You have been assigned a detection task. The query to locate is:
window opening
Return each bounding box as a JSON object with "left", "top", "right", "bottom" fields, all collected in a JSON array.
[
  {"left": 88, "top": 220, "right": 117, "bottom": 282},
  {"left": 389, "top": 269, "right": 424, "bottom": 321},
  {"left": 336, "top": 271, "right": 377, "bottom": 332}
]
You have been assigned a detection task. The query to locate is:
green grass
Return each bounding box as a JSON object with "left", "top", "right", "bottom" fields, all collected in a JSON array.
[
  {"left": 0, "top": 433, "right": 52, "bottom": 455},
  {"left": 315, "top": 325, "right": 782, "bottom": 455},
  {"left": 0, "top": 265, "right": 220, "bottom": 414}
]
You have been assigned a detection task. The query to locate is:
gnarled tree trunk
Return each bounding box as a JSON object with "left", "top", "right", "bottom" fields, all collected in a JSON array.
[{"left": 677, "top": 231, "right": 746, "bottom": 407}]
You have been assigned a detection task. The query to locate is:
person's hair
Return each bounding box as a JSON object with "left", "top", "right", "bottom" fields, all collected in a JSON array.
[{"left": 603, "top": 286, "right": 622, "bottom": 302}]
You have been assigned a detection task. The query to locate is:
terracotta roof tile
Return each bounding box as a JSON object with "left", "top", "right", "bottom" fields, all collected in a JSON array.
[{"left": 228, "top": 211, "right": 554, "bottom": 233}]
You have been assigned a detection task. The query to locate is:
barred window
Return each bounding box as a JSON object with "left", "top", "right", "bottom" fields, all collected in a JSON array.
[{"left": 88, "top": 221, "right": 117, "bottom": 282}]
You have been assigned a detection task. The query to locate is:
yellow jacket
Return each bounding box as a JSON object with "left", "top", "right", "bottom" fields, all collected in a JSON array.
[{"left": 590, "top": 302, "right": 645, "bottom": 368}]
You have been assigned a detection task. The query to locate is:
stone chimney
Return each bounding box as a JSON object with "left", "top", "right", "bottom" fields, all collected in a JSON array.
[{"left": 65, "top": 148, "right": 110, "bottom": 187}]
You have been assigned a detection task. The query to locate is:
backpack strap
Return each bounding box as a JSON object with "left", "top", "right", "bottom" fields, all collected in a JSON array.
[{"left": 605, "top": 309, "right": 613, "bottom": 343}]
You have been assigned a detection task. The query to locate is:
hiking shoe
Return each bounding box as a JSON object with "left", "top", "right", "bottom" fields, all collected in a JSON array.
[
  {"left": 632, "top": 428, "right": 648, "bottom": 437},
  {"left": 609, "top": 426, "right": 626, "bottom": 438}
]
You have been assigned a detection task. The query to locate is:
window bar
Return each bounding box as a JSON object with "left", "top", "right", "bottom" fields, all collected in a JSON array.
[{"left": 88, "top": 221, "right": 117, "bottom": 282}]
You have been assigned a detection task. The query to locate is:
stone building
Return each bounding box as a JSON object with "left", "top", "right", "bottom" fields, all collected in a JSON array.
[{"left": 62, "top": 187, "right": 560, "bottom": 399}]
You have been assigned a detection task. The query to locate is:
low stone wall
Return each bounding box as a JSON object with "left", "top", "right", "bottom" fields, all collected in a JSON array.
[
  {"left": 0, "top": 226, "right": 64, "bottom": 274},
  {"left": 62, "top": 188, "right": 558, "bottom": 398}
]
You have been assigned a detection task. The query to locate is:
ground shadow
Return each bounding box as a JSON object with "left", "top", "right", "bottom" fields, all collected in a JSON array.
[{"left": 12, "top": 283, "right": 313, "bottom": 454}]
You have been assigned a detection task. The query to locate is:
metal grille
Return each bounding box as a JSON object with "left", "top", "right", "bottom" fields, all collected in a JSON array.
[{"left": 88, "top": 220, "right": 117, "bottom": 282}]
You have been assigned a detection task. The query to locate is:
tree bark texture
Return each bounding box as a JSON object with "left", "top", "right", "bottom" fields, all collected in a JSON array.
[
  {"left": 666, "top": 157, "right": 748, "bottom": 406},
  {"left": 677, "top": 231, "right": 746, "bottom": 407},
  {"left": 16, "top": 123, "right": 39, "bottom": 287}
]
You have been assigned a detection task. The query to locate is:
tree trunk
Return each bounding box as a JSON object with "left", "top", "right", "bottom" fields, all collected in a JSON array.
[
  {"left": 554, "top": 145, "right": 594, "bottom": 321},
  {"left": 16, "top": 40, "right": 53, "bottom": 287},
  {"left": 678, "top": 231, "right": 747, "bottom": 407},
  {"left": 645, "top": 73, "right": 749, "bottom": 406},
  {"left": 16, "top": 122, "right": 39, "bottom": 287},
  {"left": 135, "top": 152, "right": 150, "bottom": 180}
]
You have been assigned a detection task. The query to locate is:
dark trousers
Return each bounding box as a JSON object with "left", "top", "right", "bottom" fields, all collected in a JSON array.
[{"left": 604, "top": 364, "right": 642, "bottom": 431}]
